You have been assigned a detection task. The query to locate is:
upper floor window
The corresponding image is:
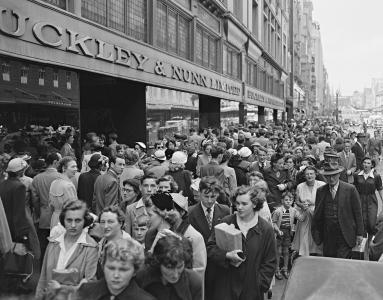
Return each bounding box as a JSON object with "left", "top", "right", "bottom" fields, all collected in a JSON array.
[
  {"left": 233, "top": 0, "right": 243, "bottom": 23},
  {"left": 39, "top": 68, "right": 45, "bottom": 86},
  {"left": 20, "top": 66, "right": 28, "bottom": 84},
  {"left": 156, "top": 1, "right": 190, "bottom": 59},
  {"left": 223, "top": 44, "right": 240, "bottom": 79},
  {"left": 41, "top": 0, "right": 66, "bottom": 9},
  {"left": 195, "top": 25, "right": 217, "bottom": 70},
  {"left": 2, "top": 62, "right": 10, "bottom": 81},
  {"left": 81, "top": 0, "right": 147, "bottom": 42}
]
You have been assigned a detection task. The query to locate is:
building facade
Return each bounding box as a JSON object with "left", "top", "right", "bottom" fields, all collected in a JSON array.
[{"left": 0, "top": 0, "right": 289, "bottom": 148}]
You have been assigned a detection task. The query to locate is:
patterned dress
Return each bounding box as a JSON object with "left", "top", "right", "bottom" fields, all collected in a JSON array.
[{"left": 292, "top": 180, "right": 326, "bottom": 256}]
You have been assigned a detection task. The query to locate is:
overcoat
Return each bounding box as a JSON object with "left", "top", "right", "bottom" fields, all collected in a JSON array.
[
  {"left": 311, "top": 181, "right": 364, "bottom": 248},
  {"left": 207, "top": 214, "right": 276, "bottom": 300}
]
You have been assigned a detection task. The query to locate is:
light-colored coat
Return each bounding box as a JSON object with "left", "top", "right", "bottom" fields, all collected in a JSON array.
[
  {"left": 35, "top": 233, "right": 98, "bottom": 299},
  {"left": 339, "top": 151, "right": 357, "bottom": 183},
  {"left": 272, "top": 206, "right": 300, "bottom": 231}
]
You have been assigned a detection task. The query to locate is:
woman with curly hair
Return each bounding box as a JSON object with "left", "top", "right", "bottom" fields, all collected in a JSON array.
[
  {"left": 136, "top": 234, "right": 202, "bottom": 300},
  {"left": 207, "top": 186, "right": 277, "bottom": 300},
  {"left": 49, "top": 156, "right": 78, "bottom": 232},
  {"left": 76, "top": 238, "right": 155, "bottom": 300}
]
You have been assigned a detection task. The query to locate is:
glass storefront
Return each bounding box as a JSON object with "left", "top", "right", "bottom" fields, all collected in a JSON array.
[
  {"left": 265, "top": 107, "right": 274, "bottom": 122},
  {"left": 245, "top": 104, "right": 258, "bottom": 124},
  {"left": 0, "top": 57, "right": 80, "bottom": 161},
  {"left": 146, "top": 86, "right": 199, "bottom": 146},
  {"left": 221, "top": 99, "right": 239, "bottom": 129}
]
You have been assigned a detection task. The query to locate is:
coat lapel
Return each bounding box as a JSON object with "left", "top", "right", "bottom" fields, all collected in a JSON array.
[
  {"left": 195, "top": 203, "right": 210, "bottom": 237},
  {"left": 66, "top": 244, "right": 84, "bottom": 268}
]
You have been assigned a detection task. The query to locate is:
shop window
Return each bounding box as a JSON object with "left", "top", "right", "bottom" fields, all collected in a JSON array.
[
  {"left": 2, "top": 62, "right": 10, "bottom": 81},
  {"left": 53, "top": 70, "right": 59, "bottom": 88},
  {"left": 41, "top": 0, "right": 66, "bottom": 9},
  {"left": 156, "top": 1, "right": 190, "bottom": 59},
  {"left": 223, "top": 44, "right": 240, "bottom": 79},
  {"left": 39, "top": 68, "right": 45, "bottom": 86},
  {"left": 20, "top": 66, "right": 28, "bottom": 84},
  {"left": 66, "top": 71, "right": 71, "bottom": 90}
]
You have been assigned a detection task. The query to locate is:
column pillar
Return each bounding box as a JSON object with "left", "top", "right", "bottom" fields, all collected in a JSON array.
[
  {"left": 273, "top": 109, "right": 278, "bottom": 123},
  {"left": 258, "top": 106, "right": 265, "bottom": 124},
  {"left": 239, "top": 102, "right": 245, "bottom": 125},
  {"left": 199, "top": 96, "right": 220, "bottom": 129}
]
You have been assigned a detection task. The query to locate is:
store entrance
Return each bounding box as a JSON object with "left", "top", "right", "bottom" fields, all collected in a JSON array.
[{"left": 79, "top": 72, "right": 147, "bottom": 147}]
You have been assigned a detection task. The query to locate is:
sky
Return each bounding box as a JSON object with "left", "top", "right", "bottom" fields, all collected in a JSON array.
[{"left": 311, "top": 0, "right": 383, "bottom": 95}]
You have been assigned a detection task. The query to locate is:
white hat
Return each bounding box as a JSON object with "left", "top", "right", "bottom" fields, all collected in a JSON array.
[
  {"left": 227, "top": 148, "right": 238, "bottom": 156},
  {"left": 170, "top": 193, "right": 188, "bottom": 212},
  {"left": 190, "top": 178, "right": 201, "bottom": 192},
  {"left": 153, "top": 150, "right": 166, "bottom": 161},
  {"left": 135, "top": 142, "right": 146, "bottom": 149},
  {"left": 244, "top": 132, "right": 252, "bottom": 139},
  {"left": 238, "top": 147, "right": 252, "bottom": 158},
  {"left": 171, "top": 151, "right": 187, "bottom": 164},
  {"left": 6, "top": 158, "right": 28, "bottom": 172},
  {"left": 232, "top": 133, "right": 238, "bottom": 140}
]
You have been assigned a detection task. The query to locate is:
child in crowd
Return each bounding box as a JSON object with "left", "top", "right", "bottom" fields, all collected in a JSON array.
[
  {"left": 132, "top": 214, "right": 150, "bottom": 246},
  {"left": 272, "top": 191, "right": 302, "bottom": 280}
]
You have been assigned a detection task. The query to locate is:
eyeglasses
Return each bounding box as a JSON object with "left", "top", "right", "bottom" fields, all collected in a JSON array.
[{"left": 122, "top": 188, "right": 134, "bottom": 193}]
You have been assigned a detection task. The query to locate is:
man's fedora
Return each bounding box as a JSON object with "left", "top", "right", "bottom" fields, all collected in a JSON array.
[
  {"left": 357, "top": 133, "right": 366, "bottom": 138},
  {"left": 319, "top": 161, "right": 344, "bottom": 176}
]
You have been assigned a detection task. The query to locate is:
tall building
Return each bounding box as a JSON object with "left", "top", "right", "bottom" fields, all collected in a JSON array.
[
  {"left": 372, "top": 78, "right": 383, "bottom": 108},
  {"left": 0, "top": 0, "right": 289, "bottom": 147},
  {"left": 363, "top": 88, "right": 374, "bottom": 109}
]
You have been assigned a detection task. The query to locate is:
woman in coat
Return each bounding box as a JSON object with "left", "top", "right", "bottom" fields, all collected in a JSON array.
[
  {"left": 36, "top": 200, "right": 98, "bottom": 299},
  {"left": 49, "top": 156, "right": 78, "bottom": 231},
  {"left": 75, "top": 239, "right": 155, "bottom": 300},
  {"left": 292, "top": 166, "right": 325, "bottom": 256},
  {"left": 207, "top": 185, "right": 276, "bottom": 300},
  {"left": 263, "top": 153, "right": 294, "bottom": 210},
  {"left": 354, "top": 157, "right": 383, "bottom": 237},
  {"left": 137, "top": 234, "right": 202, "bottom": 300}
]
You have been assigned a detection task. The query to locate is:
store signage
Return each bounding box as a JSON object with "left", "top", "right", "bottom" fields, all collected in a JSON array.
[
  {"left": 0, "top": 6, "right": 241, "bottom": 98},
  {"left": 246, "top": 86, "right": 285, "bottom": 110}
]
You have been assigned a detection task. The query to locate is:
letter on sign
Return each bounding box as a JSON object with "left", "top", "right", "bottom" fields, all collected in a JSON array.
[
  {"left": 0, "top": 7, "right": 28, "bottom": 37},
  {"left": 33, "top": 22, "right": 63, "bottom": 47}
]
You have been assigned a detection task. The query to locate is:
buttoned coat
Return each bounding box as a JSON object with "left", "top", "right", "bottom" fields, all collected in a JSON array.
[
  {"left": 207, "top": 215, "right": 276, "bottom": 300},
  {"left": 35, "top": 233, "right": 98, "bottom": 299},
  {"left": 339, "top": 151, "right": 357, "bottom": 183},
  {"left": 93, "top": 169, "right": 121, "bottom": 215},
  {"left": 311, "top": 181, "right": 364, "bottom": 249},
  {"left": 188, "top": 202, "right": 230, "bottom": 300},
  {"left": 31, "top": 168, "right": 62, "bottom": 229},
  {"left": 351, "top": 142, "right": 365, "bottom": 171}
]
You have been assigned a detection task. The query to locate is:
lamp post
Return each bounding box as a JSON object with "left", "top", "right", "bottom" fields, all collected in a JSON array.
[{"left": 336, "top": 90, "right": 340, "bottom": 123}]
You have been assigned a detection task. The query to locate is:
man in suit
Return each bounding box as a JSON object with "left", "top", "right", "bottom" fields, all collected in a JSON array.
[
  {"left": 367, "top": 130, "right": 382, "bottom": 157},
  {"left": 251, "top": 146, "right": 270, "bottom": 173},
  {"left": 312, "top": 162, "right": 364, "bottom": 259},
  {"left": 188, "top": 176, "right": 230, "bottom": 299},
  {"left": 352, "top": 133, "right": 367, "bottom": 171},
  {"left": 200, "top": 146, "right": 226, "bottom": 186},
  {"left": 93, "top": 154, "right": 125, "bottom": 214},
  {"left": 31, "top": 152, "right": 62, "bottom": 259},
  {"left": 339, "top": 141, "right": 357, "bottom": 184},
  {"left": 78, "top": 153, "right": 103, "bottom": 211}
]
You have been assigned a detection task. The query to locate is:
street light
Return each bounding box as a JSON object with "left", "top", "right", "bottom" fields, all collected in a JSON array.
[{"left": 336, "top": 89, "right": 340, "bottom": 123}]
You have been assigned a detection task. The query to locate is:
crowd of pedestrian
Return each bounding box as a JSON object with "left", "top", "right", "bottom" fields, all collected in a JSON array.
[{"left": 1, "top": 120, "right": 383, "bottom": 299}]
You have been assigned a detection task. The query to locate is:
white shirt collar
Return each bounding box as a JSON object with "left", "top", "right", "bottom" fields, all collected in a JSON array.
[
  {"left": 358, "top": 169, "right": 375, "bottom": 179},
  {"left": 136, "top": 198, "right": 145, "bottom": 209},
  {"left": 201, "top": 202, "right": 215, "bottom": 216},
  {"left": 55, "top": 230, "right": 87, "bottom": 245},
  {"left": 330, "top": 181, "right": 340, "bottom": 193}
]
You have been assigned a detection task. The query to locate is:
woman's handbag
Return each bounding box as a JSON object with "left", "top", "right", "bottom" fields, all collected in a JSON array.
[{"left": 3, "top": 252, "right": 34, "bottom": 281}]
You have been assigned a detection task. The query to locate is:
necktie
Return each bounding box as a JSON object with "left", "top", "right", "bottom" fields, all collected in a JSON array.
[
  {"left": 206, "top": 207, "right": 212, "bottom": 230},
  {"left": 330, "top": 187, "right": 336, "bottom": 199},
  {"left": 285, "top": 209, "right": 289, "bottom": 213}
]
